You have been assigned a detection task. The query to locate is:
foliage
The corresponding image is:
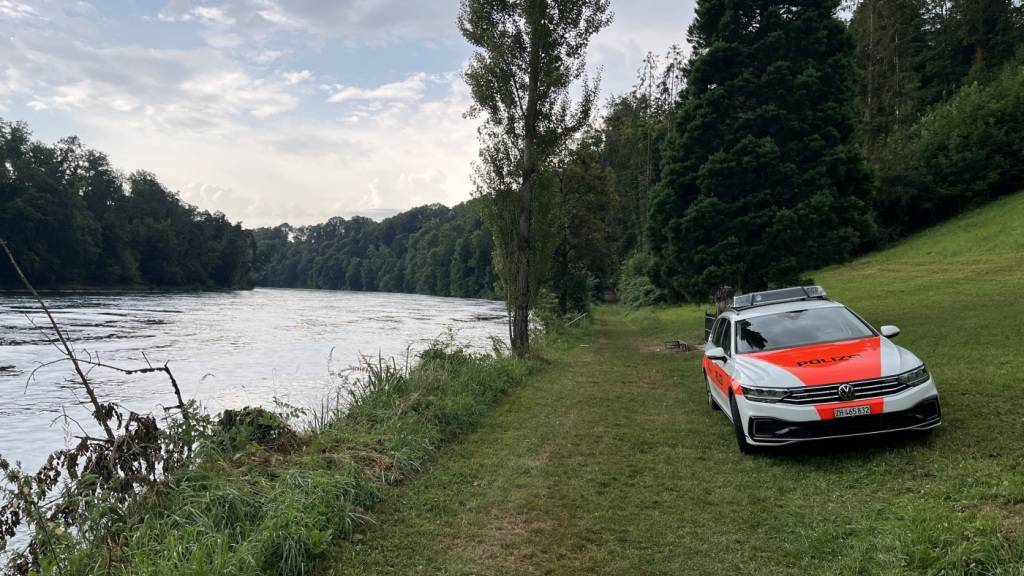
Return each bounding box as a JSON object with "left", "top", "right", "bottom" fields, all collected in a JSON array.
[
  {"left": 0, "top": 119, "right": 254, "bottom": 289},
  {"left": 616, "top": 251, "right": 665, "bottom": 308},
  {"left": 648, "top": 0, "right": 876, "bottom": 301},
  {"left": 253, "top": 200, "right": 497, "bottom": 298},
  {"left": 217, "top": 407, "right": 297, "bottom": 453},
  {"left": 27, "top": 334, "right": 528, "bottom": 575},
  {"left": 874, "top": 56, "right": 1024, "bottom": 236},
  {"left": 850, "top": 0, "right": 929, "bottom": 160},
  {"left": 850, "top": 0, "right": 1023, "bottom": 159},
  {"left": 547, "top": 130, "right": 617, "bottom": 315},
  {"left": 460, "top": 0, "right": 611, "bottom": 356}
]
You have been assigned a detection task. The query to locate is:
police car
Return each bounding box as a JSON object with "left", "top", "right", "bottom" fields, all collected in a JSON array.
[{"left": 702, "top": 286, "right": 941, "bottom": 453}]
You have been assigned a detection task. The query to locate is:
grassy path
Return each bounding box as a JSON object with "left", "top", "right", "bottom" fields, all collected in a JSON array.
[{"left": 333, "top": 194, "right": 1024, "bottom": 575}]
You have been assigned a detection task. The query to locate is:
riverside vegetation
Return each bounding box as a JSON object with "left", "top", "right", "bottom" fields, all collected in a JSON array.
[{"left": 4, "top": 329, "right": 534, "bottom": 574}]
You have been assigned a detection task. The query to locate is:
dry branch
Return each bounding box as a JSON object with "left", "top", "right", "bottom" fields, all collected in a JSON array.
[{"left": 0, "top": 238, "right": 115, "bottom": 442}]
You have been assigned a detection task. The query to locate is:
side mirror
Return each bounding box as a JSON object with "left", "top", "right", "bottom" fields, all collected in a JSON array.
[
  {"left": 705, "top": 346, "right": 728, "bottom": 362},
  {"left": 880, "top": 325, "right": 901, "bottom": 338}
]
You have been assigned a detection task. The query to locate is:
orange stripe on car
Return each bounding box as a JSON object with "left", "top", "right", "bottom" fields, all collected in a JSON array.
[{"left": 747, "top": 336, "right": 883, "bottom": 386}]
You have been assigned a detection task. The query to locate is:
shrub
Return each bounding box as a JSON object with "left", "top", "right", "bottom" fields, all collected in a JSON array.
[{"left": 617, "top": 252, "right": 665, "bottom": 308}]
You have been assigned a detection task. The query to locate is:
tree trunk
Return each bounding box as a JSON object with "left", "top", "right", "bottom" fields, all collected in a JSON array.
[{"left": 511, "top": 0, "right": 546, "bottom": 358}]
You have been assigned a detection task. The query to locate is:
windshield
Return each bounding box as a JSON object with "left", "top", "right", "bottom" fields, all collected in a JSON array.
[{"left": 735, "top": 307, "right": 875, "bottom": 354}]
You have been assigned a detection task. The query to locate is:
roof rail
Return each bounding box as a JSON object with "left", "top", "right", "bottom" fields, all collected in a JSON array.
[{"left": 731, "top": 285, "right": 828, "bottom": 310}]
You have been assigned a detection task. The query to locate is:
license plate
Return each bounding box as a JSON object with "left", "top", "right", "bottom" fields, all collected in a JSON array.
[{"left": 833, "top": 405, "right": 871, "bottom": 418}]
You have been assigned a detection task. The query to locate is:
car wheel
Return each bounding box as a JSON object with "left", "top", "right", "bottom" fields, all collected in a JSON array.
[
  {"left": 705, "top": 374, "right": 720, "bottom": 411},
  {"left": 729, "top": 393, "right": 755, "bottom": 454}
]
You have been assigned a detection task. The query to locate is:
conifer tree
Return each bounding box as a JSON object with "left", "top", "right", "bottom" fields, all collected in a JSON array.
[{"left": 648, "top": 0, "right": 876, "bottom": 300}]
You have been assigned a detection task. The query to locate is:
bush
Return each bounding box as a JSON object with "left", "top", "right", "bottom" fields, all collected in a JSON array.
[
  {"left": 876, "top": 58, "right": 1024, "bottom": 236},
  {"left": 217, "top": 406, "right": 297, "bottom": 452},
  {"left": 617, "top": 252, "right": 665, "bottom": 308}
]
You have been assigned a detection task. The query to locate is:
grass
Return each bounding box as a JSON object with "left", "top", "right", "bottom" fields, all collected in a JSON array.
[
  {"left": 329, "top": 192, "right": 1024, "bottom": 575},
  {"left": 47, "top": 338, "right": 529, "bottom": 575}
]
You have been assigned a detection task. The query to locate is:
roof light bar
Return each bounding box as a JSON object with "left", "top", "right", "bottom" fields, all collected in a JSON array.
[{"left": 730, "top": 285, "right": 828, "bottom": 309}]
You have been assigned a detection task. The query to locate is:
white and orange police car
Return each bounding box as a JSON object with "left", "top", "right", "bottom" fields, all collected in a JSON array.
[{"left": 702, "top": 286, "right": 941, "bottom": 453}]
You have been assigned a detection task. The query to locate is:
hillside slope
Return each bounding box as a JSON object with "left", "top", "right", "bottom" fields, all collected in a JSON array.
[{"left": 332, "top": 192, "right": 1024, "bottom": 575}]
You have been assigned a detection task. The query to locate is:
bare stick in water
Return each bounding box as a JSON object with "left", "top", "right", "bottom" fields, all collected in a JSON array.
[{"left": 0, "top": 238, "right": 115, "bottom": 441}]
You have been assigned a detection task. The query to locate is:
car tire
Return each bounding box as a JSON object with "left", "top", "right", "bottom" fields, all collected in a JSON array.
[
  {"left": 705, "top": 374, "right": 720, "bottom": 411},
  {"left": 729, "top": 393, "right": 755, "bottom": 454}
]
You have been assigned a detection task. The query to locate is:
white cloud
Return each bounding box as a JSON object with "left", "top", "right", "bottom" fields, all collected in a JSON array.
[
  {"left": 0, "top": 0, "right": 36, "bottom": 20},
  {"left": 157, "top": 0, "right": 461, "bottom": 45},
  {"left": 282, "top": 69, "right": 312, "bottom": 85},
  {"left": 588, "top": 0, "right": 695, "bottom": 96},
  {"left": 158, "top": 0, "right": 193, "bottom": 22},
  {"left": 180, "top": 72, "right": 299, "bottom": 118},
  {"left": 194, "top": 6, "right": 235, "bottom": 25},
  {"left": 48, "top": 81, "right": 93, "bottom": 110},
  {"left": 326, "top": 73, "right": 428, "bottom": 104}
]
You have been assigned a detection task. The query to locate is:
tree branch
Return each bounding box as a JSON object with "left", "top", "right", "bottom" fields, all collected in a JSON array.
[{"left": 1, "top": 238, "right": 115, "bottom": 442}]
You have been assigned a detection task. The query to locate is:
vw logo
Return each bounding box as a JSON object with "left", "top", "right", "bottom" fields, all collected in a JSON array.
[{"left": 838, "top": 384, "right": 856, "bottom": 401}]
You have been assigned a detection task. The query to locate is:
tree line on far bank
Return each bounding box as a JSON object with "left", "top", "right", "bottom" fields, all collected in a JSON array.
[
  {"left": 252, "top": 201, "right": 496, "bottom": 299},
  {"left": 0, "top": 119, "right": 255, "bottom": 290}
]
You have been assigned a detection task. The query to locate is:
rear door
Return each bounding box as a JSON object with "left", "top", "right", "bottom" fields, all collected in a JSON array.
[{"left": 705, "top": 317, "right": 734, "bottom": 407}]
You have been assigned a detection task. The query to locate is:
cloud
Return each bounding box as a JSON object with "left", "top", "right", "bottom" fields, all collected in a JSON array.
[
  {"left": 0, "top": 0, "right": 36, "bottom": 20},
  {"left": 157, "top": 0, "right": 461, "bottom": 45},
  {"left": 0, "top": 19, "right": 305, "bottom": 123},
  {"left": 282, "top": 69, "right": 312, "bottom": 85},
  {"left": 588, "top": 0, "right": 695, "bottom": 96},
  {"left": 158, "top": 0, "right": 193, "bottom": 22},
  {"left": 325, "top": 73, "right": 428, "bottom": 104}
]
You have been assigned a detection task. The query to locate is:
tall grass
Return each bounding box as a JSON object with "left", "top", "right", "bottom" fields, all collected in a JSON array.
[{"left": 46, "top": 335, "right": 528, "bottom": 575}]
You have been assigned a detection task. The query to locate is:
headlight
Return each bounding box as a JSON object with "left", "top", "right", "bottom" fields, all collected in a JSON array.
[
  {"left": 899, "top": 365, "right": 930, "bottom": 387},
  {"left": 741, "top": 385, "right": 791, "bottom": 403}
]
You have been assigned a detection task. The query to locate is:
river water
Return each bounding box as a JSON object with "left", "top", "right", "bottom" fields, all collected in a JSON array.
[{"left": 0, "top": 288, "right": 508, "bottom": 473}]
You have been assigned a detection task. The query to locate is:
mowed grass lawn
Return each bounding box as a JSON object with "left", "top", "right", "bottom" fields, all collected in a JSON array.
[{"left": 332, "top": 193, "right": 1024, "bottom": 575}]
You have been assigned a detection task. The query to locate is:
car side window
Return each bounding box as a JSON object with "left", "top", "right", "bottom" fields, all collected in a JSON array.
[
  {"left": 710, "top": 318, "right": 725, "bottom": 349},
  {"left": 717, "top": 320, "right": 733, "bottom": 356}
]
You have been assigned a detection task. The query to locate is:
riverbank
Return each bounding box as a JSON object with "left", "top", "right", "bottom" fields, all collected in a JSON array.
[
  {"left": 34, "top": 334, "right": 537, "bottom": 574},
  {"left": 330, "top": 194, "right": 1024, "bottom": 575},
  {"left": 0, "top": 284, "right": 251, "bottom": 294}
]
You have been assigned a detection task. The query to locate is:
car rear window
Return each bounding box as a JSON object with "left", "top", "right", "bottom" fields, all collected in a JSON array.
[{"left": 735, "top": 307, "right": 875, "bottom": 354}]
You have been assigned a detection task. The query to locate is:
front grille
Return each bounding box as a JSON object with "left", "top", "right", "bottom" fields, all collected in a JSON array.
[
  {"left": 780, "top": 376, "right": 908, "bottom": 405},
  {"left": 749, "top": 398, "right": 941, "bottom": 442}
]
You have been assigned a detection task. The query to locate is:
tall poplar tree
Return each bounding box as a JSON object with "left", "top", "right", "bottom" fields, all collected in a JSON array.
[
  {"left": 459, "top": 0, "right": 611, "bottom": 356},
  {"left": 648, "top": 0, "right": 876, "bottom": 300}
]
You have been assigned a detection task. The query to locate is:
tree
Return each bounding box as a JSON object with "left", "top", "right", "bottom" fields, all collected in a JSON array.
[
  {"left": 548, "top": 130, "right": 616, "bottom": 314},
  {"left": 0, "top": 118, "right": 254, "bottom": 289},
  {"left": 459, "top": 0, "right": 611, "bottom": 356},
  {"left": 648, "top": 0, "right": 876, "bottom": 300},
  {"left": 851, "top": 0, "right": 928, "bottom": 159}
]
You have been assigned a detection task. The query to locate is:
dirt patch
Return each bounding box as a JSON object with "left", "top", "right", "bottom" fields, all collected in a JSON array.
[{"left": 978, "top": 498, "right": 1024, "bottom": 537}]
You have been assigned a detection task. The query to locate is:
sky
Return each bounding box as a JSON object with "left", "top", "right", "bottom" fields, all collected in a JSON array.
[{"left": 0, "top": 0, "right": 696, "bottom": 227}]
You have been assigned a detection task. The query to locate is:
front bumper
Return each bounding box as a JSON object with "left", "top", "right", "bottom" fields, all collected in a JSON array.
[
  {"left": 747, "top": 397, "right": 941, "bottom": 444},
  {"left": 736, "top": 377, "right": 941, "bottom": 446}
]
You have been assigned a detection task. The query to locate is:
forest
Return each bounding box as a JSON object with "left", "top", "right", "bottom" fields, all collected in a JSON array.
[
  {"left": 2, "top": 0, "right": 1022, "bottom": 311},
  {"left": 0, "top": 120, "right": 255, "bottom": 289}
]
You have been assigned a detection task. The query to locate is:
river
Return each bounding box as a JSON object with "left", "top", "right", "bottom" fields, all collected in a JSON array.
[{"left": 0, "top": 288, "right": 508, "bottom": 473}]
